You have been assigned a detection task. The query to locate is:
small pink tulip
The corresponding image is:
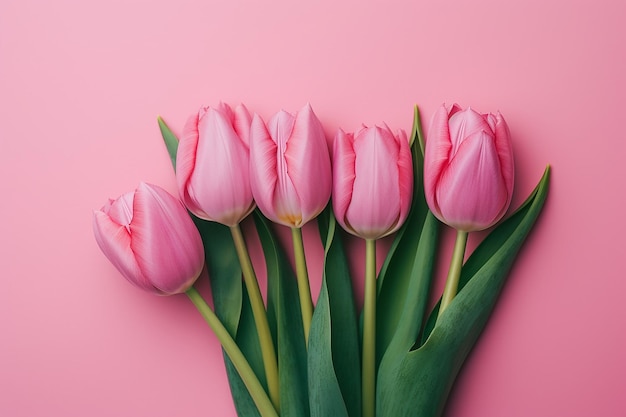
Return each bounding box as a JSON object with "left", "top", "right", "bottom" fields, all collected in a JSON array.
[
  {"left": 332, "top": 124, "right": 413, "bottom": 239},
  {"left": 177, "top": 102, "right": 255, "bottom": 227},
  {"left": 93, "top": 183, "right": 205, "bottom": 295},
  {"left": 424, "top": 104, "right": 515, "bottom": 231},
  {"left": 249, "top": 104, "right": 332, "bottom": 227}
]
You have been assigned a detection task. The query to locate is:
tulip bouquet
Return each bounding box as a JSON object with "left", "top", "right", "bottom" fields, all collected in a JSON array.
[{"left": 93, "top": 102, "right": 550, "bottom": 417}]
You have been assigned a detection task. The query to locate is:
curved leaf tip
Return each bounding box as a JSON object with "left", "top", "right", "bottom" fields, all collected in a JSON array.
[{"left": 158, "top": 116, "right": 179, "bottom": 170}]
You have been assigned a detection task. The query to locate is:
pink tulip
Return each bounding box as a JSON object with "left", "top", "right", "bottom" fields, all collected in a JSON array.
[
  {"left": 177, "top": 102, "right": 255, "bottom": 227},
  {"left": 332, "top": 124, "right": 413, "bottom": 240},
  {"left": 424, "top": 104, "right": 515, "bottom": 231},
  {"left": 93, "top": 183, "right": 205, "bottom": 295},
  {"left": 249, "top": 103, "right": 332, "bottom": 227}
]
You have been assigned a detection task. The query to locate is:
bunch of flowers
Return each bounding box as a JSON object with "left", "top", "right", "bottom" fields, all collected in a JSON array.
[{"left": 93, "top": 102, "right": 550, "bottom": 417}]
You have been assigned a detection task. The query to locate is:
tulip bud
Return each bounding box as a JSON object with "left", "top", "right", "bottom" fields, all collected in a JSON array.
[
  {"left": 424, "top": 104, "right": 514, "bottom": 231},
  {"left": 176, "top": 103, "right": 255, "bottom": 227},
  {"left": 332, "top": 124, "right": 413, "bottom": 239},
  {"left": 93, "top": 183, "right": 205, "bottom": 295},
  {"left": 249, "top": 103, "right": 332, "bottom": 227}
]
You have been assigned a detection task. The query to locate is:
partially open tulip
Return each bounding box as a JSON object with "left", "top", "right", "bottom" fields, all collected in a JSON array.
[
  {"left": 424, "top": 104, "right": 514, "bottom": 231},
  {"left": 177, "top": 102, "right": 255, "bottom": 227},
  {"left": 333, "top": 124, "right": 413, "bottom": 240},
  {"left": 93, "top": 183, "right": 205, "bottom": 295},
  {"left": 249, "top": 103, "right": 331, "bottom": 227}
]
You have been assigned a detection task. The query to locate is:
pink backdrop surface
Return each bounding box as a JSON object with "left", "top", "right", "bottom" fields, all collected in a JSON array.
[{"left": 1, "top": 0, "right": 624, "bottom": 416}]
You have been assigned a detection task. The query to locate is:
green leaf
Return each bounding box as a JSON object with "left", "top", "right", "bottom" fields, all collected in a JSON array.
[
  {"left": 376, "top": 166, "right": 551, "bottom": 417},
  {"left": 157, "top": 116, "right": 179, "bottom": 171},
  {"left": 375, "top": 105, "right": 439, "bottom": 366},
  {"left": 308, "top": 209, "right": 362, "bottom": 417},
  {"left": 192, "top": 219, "right": 243, "bottom": 332},
  {"left": 158, "top": 119, "right": 264, "bottom": 417},
  {"left": 222, "top": 279, "right": 266, "bottom": 417},
  {"left": 253, "top": 212, "right": 310, "bottom": 417}
]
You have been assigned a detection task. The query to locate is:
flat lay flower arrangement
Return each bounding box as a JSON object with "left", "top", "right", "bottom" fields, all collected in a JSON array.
[{"left": 93, "top": 102, "right": 550, "bottom": 417}]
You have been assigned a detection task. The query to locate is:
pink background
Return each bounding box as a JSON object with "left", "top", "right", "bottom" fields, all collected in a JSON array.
[{"left": 1, "top": 0, "right": 624, "bottom": 416}]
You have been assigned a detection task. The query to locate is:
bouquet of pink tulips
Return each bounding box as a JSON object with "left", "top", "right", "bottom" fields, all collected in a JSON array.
[{"left": 93, "top": 102, "right": 550, "bottom": 417}]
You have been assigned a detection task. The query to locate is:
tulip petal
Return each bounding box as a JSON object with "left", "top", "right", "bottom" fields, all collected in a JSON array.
[
  {"left": 447, "top": 103, "right": 463, "bottom": 117},
  {"left": 346, "top": 126, "right": 402, "bottom": 239},
  {"left": 249, "top": 114, "right": 280, "bottom": 222},
  {"left": 215, "top": 101, "right": 234, "bottom": 121},
  {"left": 268, "top": 110, "right": 296, "bottom": 146},
  {"left": 494, "top": 112, "right": 515, "bottom": 207},
  {"left": 269, "top": 110, "right": 303, "bottom": 225},
  {"left": 424, "top": 105, "right": 453, "bottom": 218},
  {"left": 485, "top": 113, "right": 497, "bottom": 132},
  {"left": 436, "top": 130, "right": 508, "bottom": 231},
  {"left": 395, "top": 129, "right": 413, "bottom": 232},
  {"left": 233, "top": 103, "right": 252, "bottom": 147},
  {"left": 92, "top": 210, "right": 152, "bottom": 292},
  {"left": 177, "top": 110, "right": 211, "bottom": 219},
  {"left": 216, "top": 102, "right": 252, "bottom": 148},
  {"left": 284, "top": 104, "right": 332, "bottom": 225},
  {"left": 130, "top": 184, "right": 204, "bottom": 294},
  {"left": 105, "top": 191, "right": 134, "bottom": 228},
  {"left": 188, "top": 108, "right": 254, "bottom": 226},
  {"left": 178, "top": 106, "right": 255, "bottom": 226},
  {"left": 332, "top": 129, "right": 356, "bottom": 233},
  {"left": 447, "top": 107, "right": 493, "bottom": 156}
]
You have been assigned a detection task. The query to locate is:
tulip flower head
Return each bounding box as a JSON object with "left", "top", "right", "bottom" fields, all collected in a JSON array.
[
  {"left": 332, "top": 124, "right": 413, "bottom": 240},
  {"left": 177, "top": 102, "right": 255, "bottom": 227},
  {"left": 249, "top": 104, "right": 332, "bottom": 228},
  {"left": 424, "top": 104, "right": 514, "bottom": 232},
  {"left": 93, "top": 183, "right": 205, "bottom": 295}
]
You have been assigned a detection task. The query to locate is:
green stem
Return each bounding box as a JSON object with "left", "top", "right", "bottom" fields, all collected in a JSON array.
[
  {"left": 185, "top": 288, "right": 278, "bottom": 417},
  {"left": 362, "top": 239, "right": 377, "bottom": 417},
  {"left": 438, "top": 230, "right": 469, "bottom": 318},
  {"left": 230, "top": 225, "right": 280, "bottom": 413},
  {"left": 291, "top": 227, "right": 313, "bottom": 346}
]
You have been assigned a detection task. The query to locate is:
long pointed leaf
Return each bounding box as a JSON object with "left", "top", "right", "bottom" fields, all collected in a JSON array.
[
  {"left": 308, "top": 209, "right": 362, "bottom": 417},
  {"left": 375, "top": 105, "right": 439, "bottom": 365},
  {"left": 157, "top": 116, "right": 179, "bottom": 170},
  {"left": 253, "top": 212, "right": 310, "bottom": 417}
]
